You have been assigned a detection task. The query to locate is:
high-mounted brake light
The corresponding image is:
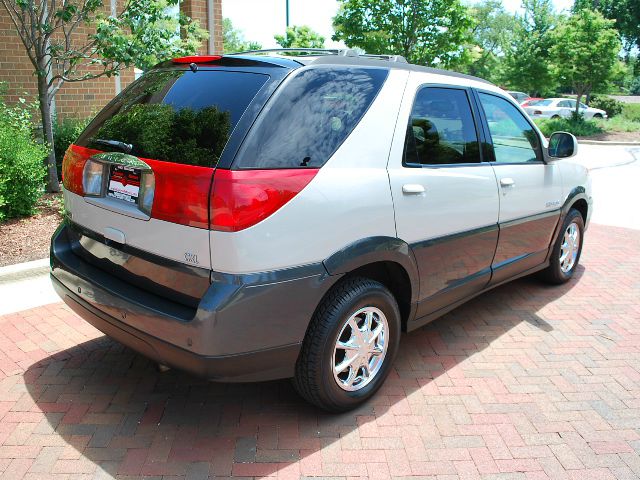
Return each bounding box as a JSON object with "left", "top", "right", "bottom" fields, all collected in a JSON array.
[
  {"left": 172, "top": 55, "right": 222, "bottom": 64},
  {"left": 210, "top": 169, "right": 319, "bottom": 232}
]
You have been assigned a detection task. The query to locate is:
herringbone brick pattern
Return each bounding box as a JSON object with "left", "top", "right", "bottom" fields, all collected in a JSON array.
[{"left": 1, "top": 224, "right": 639, "bottom": 479}]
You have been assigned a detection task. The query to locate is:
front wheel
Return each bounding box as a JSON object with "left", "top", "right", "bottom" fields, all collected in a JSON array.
[
  {"left": 540, "top": 208, "right": 585, "bottom": 284},
  {"left": 293, "top": 277, "right": 401, "bottom": 412}
]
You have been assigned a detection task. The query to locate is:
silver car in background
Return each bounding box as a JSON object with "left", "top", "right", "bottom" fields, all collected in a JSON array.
[{"left": 524, "top": 98, "right": 607, "bottom": 119}]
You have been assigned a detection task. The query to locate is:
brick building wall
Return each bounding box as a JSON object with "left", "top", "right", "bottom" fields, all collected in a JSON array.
[{"left": 0, "top": 0, "right": 222, "bottom": 121}]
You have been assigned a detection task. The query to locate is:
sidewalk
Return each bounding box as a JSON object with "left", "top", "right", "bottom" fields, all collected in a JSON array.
[{"left": 573, "top": 143, "right": 639, "bottom": 170}]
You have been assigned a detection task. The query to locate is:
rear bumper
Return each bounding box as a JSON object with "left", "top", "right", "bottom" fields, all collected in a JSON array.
[{"left": 50, "top": 222, "right": 339, "bottom": 382}]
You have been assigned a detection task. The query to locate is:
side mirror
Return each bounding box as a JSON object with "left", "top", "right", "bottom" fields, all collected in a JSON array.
[{"left": 548, "top": 131, "right": 578, "bottom": 159}]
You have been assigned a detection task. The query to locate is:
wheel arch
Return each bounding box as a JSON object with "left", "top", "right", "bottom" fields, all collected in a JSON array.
[{"left": 323, "top": 237, "right": 420, "bottom": 331}]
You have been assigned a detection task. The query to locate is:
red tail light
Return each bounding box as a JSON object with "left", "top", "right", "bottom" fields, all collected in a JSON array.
[
  {"left": 211, "top": 169, "right": 319, "bottom": 232},
  {"left": 62, "top": 145, "right": 317, "bottom": 231},
  {"left": 146, "top": 160, "right": 213, "bottom": 229},
  {"left": 62, "top": 145, "right": 102, "bottom": 195},
  {"left": 534, "top": 110, "right": 543, "bottom": 115}
]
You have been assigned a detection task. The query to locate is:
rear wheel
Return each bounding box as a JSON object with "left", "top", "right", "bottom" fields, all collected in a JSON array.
[
  {"left": 551, "top": 115, "right": 561, "bottom": 120},
  {"left": 593, "top": 113, "right": 603, "bottom": 119},
  {"left": 540, "top": 208, "right": 584, "bottom": 284},
  {"left": 293, "top": 277, "right": 400, "bottom": 412}
]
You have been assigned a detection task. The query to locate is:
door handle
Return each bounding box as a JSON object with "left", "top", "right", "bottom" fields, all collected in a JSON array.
[
  {"left": 402, "top": 184, "right": 425, "bottom": 194},
  {"left": 500, "top": 178, "right": 515, "bottom": 188}
]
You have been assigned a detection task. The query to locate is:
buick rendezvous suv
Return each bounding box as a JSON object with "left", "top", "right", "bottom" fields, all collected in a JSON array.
[{"left": 51, "top": 49, "right": 592, "bottom": 411}]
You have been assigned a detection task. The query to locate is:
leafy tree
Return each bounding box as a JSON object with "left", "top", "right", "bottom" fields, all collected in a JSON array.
[
  {"left": 504, "top": 0, "right": 557, "bottom": 96},
  {"left": 275, "top": 25, "right": 325, "bottom": 49},
  {"left": 0, "top": 0, "right": 206, "bottom": 192},
  {"left": 223, "top": 18, "right": 261, "bottom": 53},
  {"left": 574, "top": 0, "right": 640, "bottom": 53},
  {"left": 550, "top": 9, "right": 622, "bottom": 116},
  {"left": 332, "top": 0, "right": 473, "bottom": 67},
  {"left": 461, "top": 0, "right": 517, "bottom": 82}
]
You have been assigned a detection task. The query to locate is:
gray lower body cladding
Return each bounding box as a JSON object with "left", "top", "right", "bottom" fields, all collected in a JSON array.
[{"left": 50, "top": 222, "right": 340, "bottom": 382}]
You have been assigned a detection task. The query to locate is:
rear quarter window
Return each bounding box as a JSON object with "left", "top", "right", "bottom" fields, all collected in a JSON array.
[
  {"left": 233, "top": 66, "right": 389, "bottom": 169},
  {"left": 76, "top": 70, "right": 269, "bottom": 166}
]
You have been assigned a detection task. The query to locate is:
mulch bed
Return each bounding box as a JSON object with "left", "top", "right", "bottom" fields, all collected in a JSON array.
[
  {"left": 578, "top": 131, "right": 640, "bottom": 142},
  {"left": 0, "top": 193, "right": 63, "bottom": 267}
]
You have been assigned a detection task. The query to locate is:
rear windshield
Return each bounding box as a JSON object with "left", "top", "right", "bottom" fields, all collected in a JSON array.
[
  {"left": 233, "top": 66, "right": 389, "bottom": 169},
  {"left": 76, "top": 69, "right": 269, "bottom": 166}
]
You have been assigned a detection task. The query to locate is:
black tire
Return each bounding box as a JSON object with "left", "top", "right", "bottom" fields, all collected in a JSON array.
[
  {"left": 540, "top": 208, "right": 585, "bottom": 284},
  {"left": 593, "top": 113, "right": 603, "bottom": 119},
  {"left": 293, "top": 276, "right": 401, "bottom": 412},
  {"left": 551, "top": 115, "right": 561, "bottom": 120}
]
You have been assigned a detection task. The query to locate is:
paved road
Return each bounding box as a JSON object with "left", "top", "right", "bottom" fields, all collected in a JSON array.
[
  {"left": 611, "top": 96, "right": 640, "bottom": 104},
  {"left": 587, "top": 147, "right": 640, "bottom": 230},
  {"left": 0, "top": 146, "right": 639, "bottom": 479}
]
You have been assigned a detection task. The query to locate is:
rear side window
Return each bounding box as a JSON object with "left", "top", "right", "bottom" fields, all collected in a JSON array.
[
  {"left": 233, "top": 67, "right": 388, "bottom": 169},
  {"left": 76, "top": 70, "right": 269, "bottom": 166},
  {"left": 404, "top": 87, "right": 480, "bottom": 166}
]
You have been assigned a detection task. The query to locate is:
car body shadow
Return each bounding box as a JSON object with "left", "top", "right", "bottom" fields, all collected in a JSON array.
[{"left": 22, "top": 267, "right": 584, "bottom": 478}]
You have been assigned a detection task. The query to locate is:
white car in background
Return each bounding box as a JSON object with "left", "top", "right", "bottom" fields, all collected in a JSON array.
[{"left": 524, "top": 98, "right": 607, "bottom": 120}]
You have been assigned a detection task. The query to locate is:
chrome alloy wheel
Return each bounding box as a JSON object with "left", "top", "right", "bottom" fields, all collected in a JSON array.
[
  {"left": 559, "top": 222, "right": 580, "bottom": 273},
  {"left": 332, "top": 306, "right": 389, "bottom": 392}
]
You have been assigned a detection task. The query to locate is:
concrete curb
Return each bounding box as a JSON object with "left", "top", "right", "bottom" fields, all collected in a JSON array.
[
  {"left": 579, "top": 140, "right": 640, "bottom": 146},
  {"left": 0, "top": 258, "right": 50, "bottom": 283}
]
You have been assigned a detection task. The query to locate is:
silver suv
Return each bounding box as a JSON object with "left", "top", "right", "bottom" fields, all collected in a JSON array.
[{"left": 51, "top": 49, "right": 592, "bottom": 411}]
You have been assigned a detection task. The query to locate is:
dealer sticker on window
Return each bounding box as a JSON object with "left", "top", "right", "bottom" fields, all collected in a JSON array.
[{"left": 107, "top": 165, "right": 140, "bottom": 204}]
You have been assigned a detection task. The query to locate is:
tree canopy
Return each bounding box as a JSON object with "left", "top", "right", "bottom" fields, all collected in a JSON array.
[
  {"left": 274, "top": 25, "right": 325, "bottom": 49},
  {"left": 332, "top": 0, "right": 473, "bottom": 67},
  {"left": 462, "top": 0, "right": 517, "bottom": 83},
  {"left": 573, "top": 0, "right": 640, "bottom": 54},
  {"left": 503, "top": 0, "right": 557, "bottom": 96},
  {"left": 223, "top": 18, "right": 262, "bottom": 53},
  {"left": 551, "top": 8, "right": 622, "bottom": 115}
]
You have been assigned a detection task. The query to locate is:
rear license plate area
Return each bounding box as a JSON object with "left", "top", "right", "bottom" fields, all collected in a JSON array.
[{"left": 107, "top": 165, "right": 141, "bottom": 204}]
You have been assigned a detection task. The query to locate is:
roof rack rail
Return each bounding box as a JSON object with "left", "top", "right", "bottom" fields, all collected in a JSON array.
[{"left": 231, "top": 48, "right": 408, "bottom": 63}]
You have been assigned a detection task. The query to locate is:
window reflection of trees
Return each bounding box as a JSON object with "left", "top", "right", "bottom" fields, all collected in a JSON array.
[
  {"left": 89, "top": 71, "right": 232, "bottom": 167},
  {"left": 96, "top": 104, "right": 231, "bottom": 166},
  {"left": 241, "top": 69, "right": 383, "bottom": 169}
]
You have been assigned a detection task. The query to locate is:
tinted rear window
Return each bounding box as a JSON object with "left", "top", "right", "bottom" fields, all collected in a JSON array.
[
  {"left": 76, "top": 70, "right": 269, "bottom": 166},
  {"left": 233, "top": 67, "right": 388, "bottom": 169}
]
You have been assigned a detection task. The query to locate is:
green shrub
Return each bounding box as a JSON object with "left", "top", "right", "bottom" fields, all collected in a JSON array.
[
  {"left": 0, "top": 82, "right": 39, "bottom": 133},
  {"left": 589, "top": 95, "right": 624, "bottom": 117},
  {"left": 0, "top": 119, "right": 47, "bottom": 221},
  {"left": 534, "top": 116, "right": 604, "bottom": 138},
  {"left": 630, "top": 77, "right": 640, "bottom": 95},
  {"left": 621, "top": 103, "right": 640, "bottom": 122},
  {"left": 53, "top": 117, "right": 90, "bottom": 176}
]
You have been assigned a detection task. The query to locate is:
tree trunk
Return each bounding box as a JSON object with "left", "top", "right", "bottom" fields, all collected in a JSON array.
[
  {"left": 37, "top": 74, "right": 60, "bottom": 193},
  {"left": 575, "top": 90, "right": 584, "bottom": 118}
]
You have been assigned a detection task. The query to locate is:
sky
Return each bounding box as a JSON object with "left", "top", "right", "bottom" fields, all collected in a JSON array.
[{"left": 222, "top": 0, "right": 575, "bottom": 50}]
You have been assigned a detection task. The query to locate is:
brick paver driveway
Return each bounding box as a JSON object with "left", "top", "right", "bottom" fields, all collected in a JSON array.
[{"left": 1, "top": 224, "right": 639, "bottom": 479}]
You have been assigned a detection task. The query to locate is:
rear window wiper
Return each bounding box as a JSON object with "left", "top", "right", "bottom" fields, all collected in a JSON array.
[{"left": 93, "top": 139, "right": 133, "bottom": 154}]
